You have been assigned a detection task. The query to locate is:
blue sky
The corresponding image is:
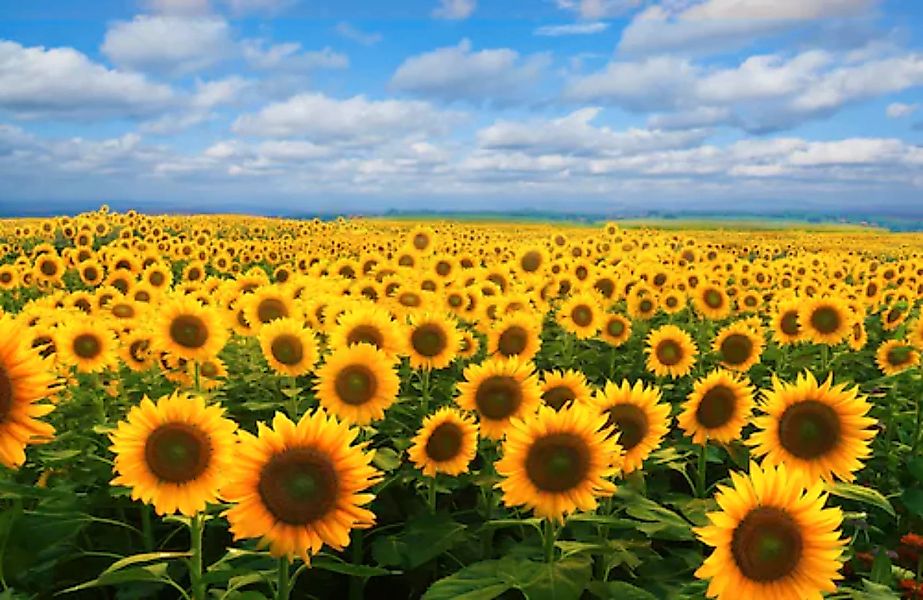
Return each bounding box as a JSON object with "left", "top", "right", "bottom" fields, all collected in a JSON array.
[{"left": 1, "top": 0, "right": 922, "bottom": 217}]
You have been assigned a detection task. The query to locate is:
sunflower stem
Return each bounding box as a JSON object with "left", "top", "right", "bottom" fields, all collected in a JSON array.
[
  {"left": 276, "top": 557, "right": 292, "bottom": 600},
  {"left": 141, "top": 504, "right": 154, "bottom": 552},
  {"left": 428, "top": 476, "right": 437, "bottom": 513},
  {"left": 188, "top": 513, "right": 205, "bottom": 600},
  {"left": 194, "top": 361, "right": 201, "bottom": 393},
  {"left": 819, "top": 344, "right": 829, "bottom": 376},
  {"left": 543, "top": 518, "right": 558, "bottom": 564},
  {"left": 348, "top": 529, "right": 364, "bottom": 600},
  {"left": 695, "top": 443, "right": 708, "bottom": 498},
  {"left": 420, "top": 368, "right": 431, "bottom": 414}
]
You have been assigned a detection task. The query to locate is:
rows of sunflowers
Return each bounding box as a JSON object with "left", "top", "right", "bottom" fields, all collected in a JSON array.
[{"left": 1, "top": 207, "right": 923, "bottom": 599}]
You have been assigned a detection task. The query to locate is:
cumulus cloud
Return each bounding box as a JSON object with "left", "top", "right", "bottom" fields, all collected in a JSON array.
[
  {"left": 0, "top": 40, "right": 175, "bottom": 120},
  {"left": 556, "top": 0, "right": 643, "bottom": 19},
  {"left": 534, "top": 22, "right": 609, "bottom": 37},
  {"left": 887, "top": 102, "right": 919, "bottom": 118},
  {"left": 335, "top": 22, "right": 383, "bottom": 46},
  {"left": 432, "top": 0, "right": 476, "bottom": 20},
  {"left": 242, "top": 40, "right": 348, "bottom": 71},
  {"left": 231, "top": 93, "right": 462, "bottom": 142},
  {"left": 102, "top": 15, "right": 234, "bottom": 75},
  {"left": 391, "top": 39, "right": 549, "bottom": 104}
]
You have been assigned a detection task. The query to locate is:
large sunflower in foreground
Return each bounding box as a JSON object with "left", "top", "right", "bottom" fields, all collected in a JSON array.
[
  {"left": 496, "top": 404, "right": 622, "bottom": 522},
  {"left": 109, "top": 392, "right": 237, "bottom": 515},
  {"left": 408, "top": 408, "right": 479, "bottom": 477},
  {"left": 748, "top": 372, "right": 876, "bottom": 483},
  {"left": 678, "top": 370, "right": 754, "bottom": 445},
  {"left": 258, "top": 317, "right": 319, "bottom": 377},
  {"left": 593, "top": 380, "right": 670, "bottom": 474},
  {"left": 695, "top": 461, "right": 845, "bottom": 600},
  {"left": 153, "top": 296, "right": 228, "bottom": 362},
  {"left": 0, "top": 317, "right": 58, "bottom": 469},
  {"left": 221, "top": 411, "right": 381, "bottom": 563},
  {"left": 645, "top": 324, "right": 697, "bottom": 378},
  {"left": 455, "top": 356, "right": 542, "bottom": 439},
  {"left": 314, "top": 343, "right": 400, "bottom": 425}
]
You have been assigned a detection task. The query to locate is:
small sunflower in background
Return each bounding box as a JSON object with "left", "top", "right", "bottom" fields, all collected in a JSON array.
[
  {"left": 245, "top": 286, "right": 297, "bottom": 331},
  {"left": 593, "top": 380, "right": 670, "bottom": 474},
  {"left": 153, "top": 296, "right": 228, "bottom": 363},
  {"left": 694, "top": 284, "right": 731, "bottom": 320},
  {"left": 713, "top": 322, "right": 764, "bottom": 372},
  {"left": 328, "top": 306, "right": 405, "bottom": 363},
  {"left": 405, "top": 313, "right": 461, "bottom": 371},
  {"left": 109, "top": 392, "right": 237, "bottom": 516},
  {"left": 408, "top": 408, "right": 478, "bottom": 477},
  {"left": 695, "top": 461, "right": 845, "bottom": 600},
  {"left": 189, "top": 356, "right": 228, "bottom": 391},
  {"left": 645, "top": 324, "right": 697, "bottom": 378},
  {"left": 119, "top": 329, "right": 155, "bottom": 373},
  {"left": 875, "top": 339, "right": 919, "bottom": 376},
  {"left": 314, "top": 343, "right": 400, "bottom": 425},
  {"left": 600, "top": 313, "right": 631, "bottom": 347},
  {"left": 455, "top": 356, "right": 542, "bottom": 439},
  {"left": 557, "top": 292, "right": 603, "bottom": 339},
  {"left": 458, "top": 329, "right": 480, "bottom": 359},
  {"left": 678, "top": 370, "right": 754, "bottom": 445},
  {"left": 258, "top": 318, "right": 319, "bottom": 377},
  {"left": 496, "top": 404, "right": 622, "bottom": 523},
  {"left": 771, "top": 298, "right": 803, "bottom": 345},
  {"left": 799, "top": 297, "right": 851, "bottom": 345},
  {"left": 539, "top": 369, "right": 593, "bottom": 411},
  {"left": 488, "top": 312, "right": 542, "bottom": 362},
  {"left": 222, "top": 411, "right": 381, "bottom": 563},
  {"left": 748, "top": 371, "right": 876, "bottom": 484},
  {"left": 55, "top": 321, "right": 118, "bottom": 373}
]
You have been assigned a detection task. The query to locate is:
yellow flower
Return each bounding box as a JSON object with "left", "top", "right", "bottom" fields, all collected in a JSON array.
[
  {"left": 408, "top": 408, "right": 479, "bottom": 477},
  {"left": 592, "top": 380, "right": 670, "bottom": 474}
]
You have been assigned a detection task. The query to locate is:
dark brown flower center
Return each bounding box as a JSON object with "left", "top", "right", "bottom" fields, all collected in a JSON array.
[
  {"left": 886, "top": 345, "right": 914, "bottom": 366},
  {"left": 425, "top": 422, "right": 463, "bottom": 462},
  {"left": 525, "top": 433, "right": 590, "bottom": 492},
  {"left": 655, "top": 339, "right": 683, "bottom": 366},
  {"left": 720, "top": 333, "right": 754, "bottom": 366},
  {"left": 413, "top": 233, "right": 429, "bottom": 250},
  {"left": 604, "top": 403, "right": 648, "bottom": 450},
  {"left": 149, "top": 271, "right": 165, "bottom": 286},
  {"left": 606, "top": 318, "right": 626, "bottom": 337},
  {"left": 169, "top": 315, "right": 208, "bottom": 349},
  {"left": 497, "top": 326, "right": 528, "bottom": 357},
  {"left": 521, "top": 251, "right": 542, "bottom": 272},
  {"left": 73, "top": 333, "right": 102, "bottom": 359},
  {"left": 639, "top": 299, "right": 654, "bottom": 314},
  {"left": 475, "top": 375, "right": 522, "bottom": 420},
  {"left": 704, "top": 289, "right": 724, "bottom": 308},
  {"left": 129, "top": 339, "right": 150, "bottom": 363},
  {"left": 112, "top": 303, "right": 135, "bottom": 319},
  {"left": 258, "top": 447, "right": 338, "bottom": 525},
  {"left": 271, "top": 334, "right": 304, "bottom": 366},
  {"left": 200, "top": 361, "right": 220, "bottom": 378},
  {"left": 40, "top": 260, "right": 58, "bottom": 276},
  {"left": 334, "top": 365, "right": 377, "bottom": 405},
  {"left": 411, "top": 324, "right": 447, "bottom": 358},
  {"left": 731, "top": 507, "right": 803, "bottom": 582},
  {"left": 83, "top": 266, "right": 99, "bottom": 281},
  {"left": 399, "top": 292, "right": 421, "bottom": 307},
  {"left": 571, "top": 305, "right": 593, "bottom": 327},
  {"left": 780, "top": 311, "right": 799, "bottom": 336},
  {"left": 542, "top": 385, "right": 576, "bottom": 411},
  {"left": 144, "top": 422, "right": 211, "bottom": 483},
  {"left": 778, "top": 400, "right": 841, "bottom": 459},
  {"left": 257, "top": 298, "right": 288, "bottom": 323},
  {"left": 810, "top": 306, "right": 841, "bottom": 335},
  {"left": 696, "top": 384, "right": 737, "bottom": 429},
  {"left": 346, "top": 325, "right": 384, "bottom": 349}
]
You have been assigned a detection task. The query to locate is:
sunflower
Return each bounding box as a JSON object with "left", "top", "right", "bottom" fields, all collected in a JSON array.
[
  {"left": 496, "top": 404, "right": 622, "bottom": 522},
  {"left": 907, "top": 319, "right": 923, "bottom": 350},
  {"left": 258, "top": 318, "right": 319, "bottom": 377},
  {"left": 455, "top": 357, "right": 542, "bottom": 440},
  {"left": 539, "top": 369, "right": 593, "bottom": 411},
  {"left": 875, "top": 339, "right": 920, "bottom": 376},
  {"left": 713, "top": 322, "right": 764, "bottom": 372},
  {"left": 221, "top": 411, "right": 381, "bottom": 563},
  {"left": 487, "top": 312, "right": 542, "bottom": 362},
  {"left": 405, "top": 313, "right": 461, "bottom": 371},
  {"left": 661, "top": 289, "right": 687, "bottom": 315},
  {"left": 799, "top": 297, "right": 851, "bottom": 345},
  {"left": 328, "top": 307, "right": 405, "bottom": 362},
  {"left": 556, "top": 292, "right": 602, "bottom": 339},
  {"left": 600, "top": 313, "right": 632, "bottom": 347},
  {"left": 771, "top": 299, "right": 803, "bottom": 345},
  {"left": 55, "top": 321, "right": 118, "bottom": 373},
  {"left": 0, "top": 317, "right": 57, "bottom": 469},
  {"left": 695, "top": 284, "right": 732, "bottom": 320},
  {"left": 191, "top": 356, "right": 228, "bottom": 391},
  {"left": 592, "top": 380, "right": 670, "bottom": 474},
  {"left": 119, "top": 329, "right": 155, "bottom": 372},
  {"left": 748, "top": 371, "right": 876, "bottom": 483},
  {"left": 645, "top": 324, "right": 697, "bottom": 379},
  {"left": 408, "top": 408, "right": 479, "bottom": 477},
  {"left": 695, "top": 461, "right": 845, "bottom": 600},
  {"left": 314, "top": 343, "right": 400, "bottom": 425},
  {"left": 847, "top": 320, "right": 868, "bottom": 352},
  {"left": 109, "top": 392, "right": 237, "bottom": 516},
  {"left": 678, "top": 370, "right": 755, "bottom": 445},
  {"left": 245, "top": 287, "right": 297, "bottom": 331},
  {"left": 153, "top": 296, "right": 228, "bottom": 362},
  {"left": 458, "top": 330, "right": 480, "bottom": 359},
  {"left": 627, "top": 291, "right": 659, "bottom": 320}
]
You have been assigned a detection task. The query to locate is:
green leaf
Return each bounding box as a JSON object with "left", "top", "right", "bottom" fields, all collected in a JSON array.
[
  {"left": 312, "top": 554, "right": 394, "bottom": 578},
  {"left": 842, "top": 579, "right": 903, "bottom": 600},
  {"left": 826, "top": 482, "right": 896, "bottom": 517},
  {"left": 517, "top": 556, "right": 592, "bottom": 600},
  {"left": 371, "top": 447, "right": 402, "bottom": 472},
  {"left": 101, "top": 552, "right": 191, "bottom": 575},
  {"left": 909, "top": 457, "right": 923, "bottom": 483},
  {"left": 870, "top": 550, "right": 891, "bottom": 586},
  {"left": 371, "top": 513, "right": 467, "bottom": 570},
  {"left": 619, "top": 490, "right": 694, "bottom": 541},
  {"left": 59, "top": 564, "right": 169, "bottom": 594},
  {"left": 588, "top": 581, "right": 657, "bottom": 600},
  {"left": 901, "top": 487, "right": 923, "bottom": 518},
  {"left": 422, "top": 560, "right": 511, "bottom": 600}
]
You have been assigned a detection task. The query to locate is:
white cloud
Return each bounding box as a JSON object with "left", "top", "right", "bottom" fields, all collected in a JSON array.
[
  {"left": 140, "top": 76, "right": 250, "bottom": 134},
  {"left": 144, "top": 0, "right": 210, "bottom": 15},
  {"left": 887, "top": 102, "right": 919, "bottom": 118},
  {"left": 102, "top": 15, "right": 234, "bottom": 75},
  {"left": 432, "top": 0, "right": 477, "bottom": 20},
  {"left": 566, "top": 55, "right": 697, "bottom": 111},
  {"left": 0, "top": 40, "right": 175, "bottom": 120},
  {"left": 578, "top": 0, "right": 643, "bottom": 18},
  {"left": 619, "top": 0, "right": 878, "bottom": 55},
  {"left": 534, "top": 22, "right": 609, "bottom": 37},
  {"left": 647, "top": 106, "right": 735, "bottom": 130},
  {"left": 335, "top": 22, "right": 382, "bottom": 46},
  {"left": 391, "top": 39, "right": 549, "bottom": 103},
  {"left": 231, "top": 92, "right": 461, "bottom": 141},
  {"left": 242, "top": 40, "right": 348, "bottom": 71}
]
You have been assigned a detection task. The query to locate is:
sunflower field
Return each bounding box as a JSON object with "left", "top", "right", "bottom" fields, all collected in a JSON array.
[{"left": 2, "top": 207, "right": 923, "bottom": 600}]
